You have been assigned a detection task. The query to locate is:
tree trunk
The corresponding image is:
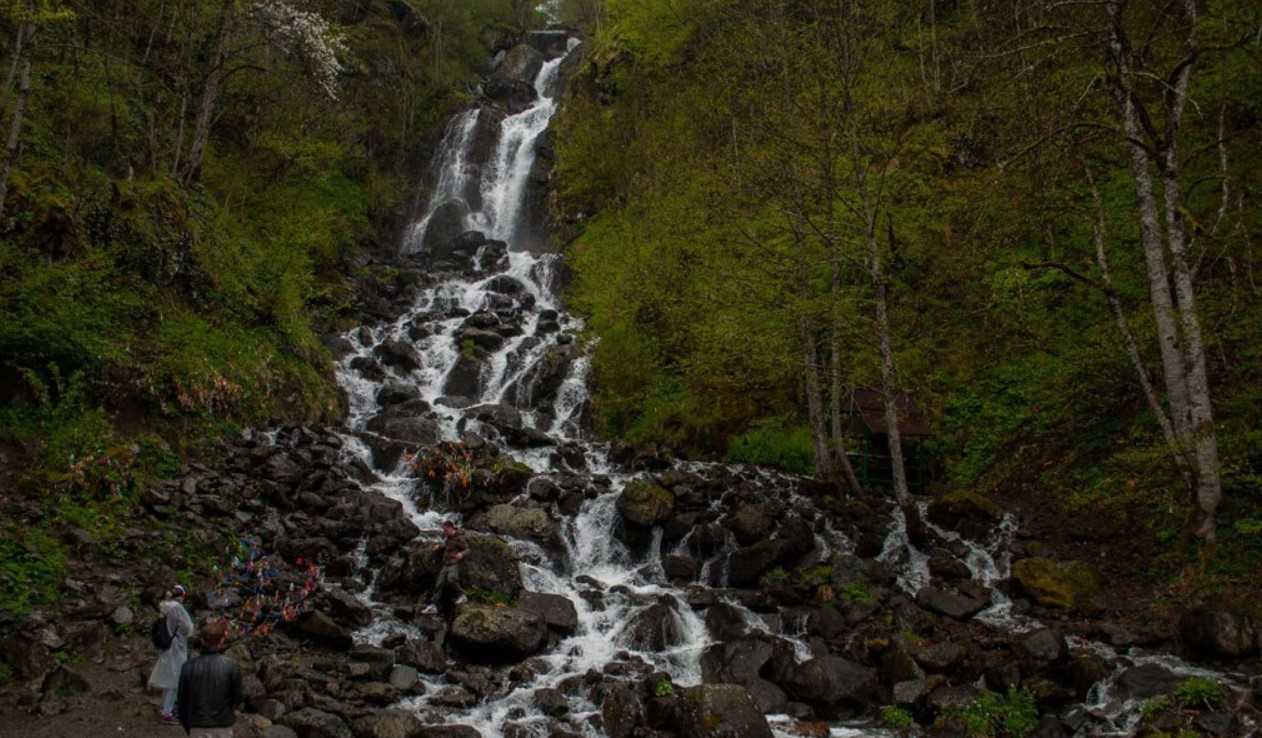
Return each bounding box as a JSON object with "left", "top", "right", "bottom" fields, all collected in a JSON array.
[
  {"left": 802, "top": 322, "right": 836, "bottom": 485},
  {"left": 872, "top": 221, "right": 911, "bottom": 507},
  {"left": 180, "top": 0, "right": 234, "bottom": 185},
  {"left": 1108, "top": 7, "right": 1194, "bottom": 451},
  {"left": 0, "top": 25, "right": 35, "bottom": 220},
  {"left": 1087, "top": 167, "right": 1193, "bottom": 490},
  {"left": 829, "top": 270, "right": 864, "bottom": 495},
  {"left": 0, "top": 24, "right": 26, "bottom": 114},
  {"left": 1157, "top": 2, "right": 1222, "bottom": 544}
]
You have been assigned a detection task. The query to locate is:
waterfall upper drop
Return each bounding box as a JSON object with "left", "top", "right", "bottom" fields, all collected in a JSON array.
[{"left": 406, "top": 36, "right": 582, "bottom": 256}]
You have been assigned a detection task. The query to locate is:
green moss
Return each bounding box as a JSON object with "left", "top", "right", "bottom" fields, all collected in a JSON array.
[
  {"left": 1174, "top": 678, "right": 1225, "bottom": 710},
  {"left": 1011, "top": 558, "right": 1100, "bottom": 610}
]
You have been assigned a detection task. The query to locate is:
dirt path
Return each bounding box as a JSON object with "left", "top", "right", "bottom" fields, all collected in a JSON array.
[{"left": 0, "top": 637, "right": 182, "bottom": 738}]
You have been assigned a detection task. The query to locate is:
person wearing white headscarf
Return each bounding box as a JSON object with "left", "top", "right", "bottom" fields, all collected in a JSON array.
[{"left": 148, "top": 584, "right": 195, "bottom": 724}]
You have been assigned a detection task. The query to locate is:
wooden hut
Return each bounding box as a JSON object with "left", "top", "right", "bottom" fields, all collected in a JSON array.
[{"left": 846, "top": 387, "right": 933, "bottom": 492}]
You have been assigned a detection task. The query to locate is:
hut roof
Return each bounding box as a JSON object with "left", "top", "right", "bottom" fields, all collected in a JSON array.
[{"left": 850, "top": 387, "right": 932, "bottom": 437}]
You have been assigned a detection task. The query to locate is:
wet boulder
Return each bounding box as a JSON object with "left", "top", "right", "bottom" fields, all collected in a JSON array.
[
  {"left": 624, "top": 601, "right": 687, "bottom": 652},
  {"left": 502, "top": 345, "right": 573, "bottom": 409},
  {"left": 673, "top": 684, "right": 775, "bottom": 738},
  {"left": 727, "top": 517, "right": 815, "bottom": 587},
  {"left": 1011, "top": 558, "right": 1101, "bottom": 610},
  {"left": 484, "top": 504, "right": 560, "bottom": 548},
  {"left": 484, "top": 77, "right": 537, "bottom": 114},
  {"left": 518, "top": 592, "right": 579, "bottom": 635},
  {"left": 778, "top": 656, "right": 877, "bottom": 707},
  {"left": 352, "top": 710, "right": 423, "bottom": 738},
  {"left": 495, "top": 44, "right": 544, "bottom": 83},
  {"left": 460, "top": 533, "right": 524, "bottom": 600},
  {"left": 421, "top": 201, "right": 472, "bottom": 256},
  {"left": 701, "top": 639, "right": 774, "bottom": 684},
  {"left": 916, "top": 584, "right": 989, "bottom": 620},
  {"left": 705, "top": 602, "right": 754, "bottom": 642},
  {"left": 729, "top": 503, "right": 775, "bottom": 546},
  {"left": 365, "top": 415, "right": 441, "bottom": 448},
  {"left": 1116, "top": 663, "right": 1181, "bottom": 700},
  {"left": 374, "top": 340, "right": 423, "bottom": 373},
  {"left": 443, "top": 354, "right": 485, "bottom": 399},
  {"left": 1019, "top": 628, "right": 1069, "bottom": 666},
  {"left": 601, "top": 683, "right": 645, "bottom": 738},
  {"left": 450, "top": 604, "right": 547, "bottom": 663},
  {"left": 1179, "top": 607, "right": 1259, "bottom": 659},
  {"left": 618, "top": 480, "right": 676, "bottom": 527},
  {"left": 376, "top": 382, "right": 421, "bottom": 407}
]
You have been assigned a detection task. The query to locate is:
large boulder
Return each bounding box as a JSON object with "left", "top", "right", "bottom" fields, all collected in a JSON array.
[
  {"left": 374, "top": 340, "right": 423, "bottom": 373},
  {"left": 601, "top": 683, "right": 644, "bottom": 738},
  {"left": 420, "top": 201, "right": 471, "bottom": 255},
  {"left": 450, "top": 604, "right": 546, "bottom": 663},
  {"left": 281, "top": 708, "right": 352, "bottom": 738},
  {"left": 518, "top": 592, "right": 579, "bottom": 635},
  {"left": 460, "top": 533, "right": 524, "bottom": 600},
  {"left": 729, "top": 504, "right": 775, "bottom": 546},
  {"left": 484, "top": 77, "right": 537, "bottom": 114},
  {"left": 365, "top": 415, "right": 442, "bottom": 447},
  {"left": 701, "top": 639, "right": 774, "bottom": 684},
  {"left": 1115, "top": 663, "right": 1181, "bottom": 701},
  {"left": 1011, "top": 558, "right": 1101, "bottom": 610},
  {"left": 779, "top": 656, "right": 877, "bottom": 706},
  {"left": 916, "top": 585, "right": 989, "bottom": 620},
  {"left": 495, "top": 44, "right": 544, "bottom": 83},
  {"left": 1179, "top": 608, "right": 1259, "bottom": 660},
  {"left": 926, "top": 491, "right": 1003, "bottom": 539},
  {"left": 727, "top": 517, "right": 815, "bottom": 587},
  {"left": 618, "top": 480, "right": 675, "bottom": 527},
  {"left": 484, "top": 504, "right": 560, "bottom": 547},
  {"left": 352, "top": 711, "right": 423, "bottom": 738},
  {"left": 673, "top": 684, "right": 775, "bottom": 738},
  {"left": 443, "top": 354, "right": 485, "bottom": 399},
  {"left": 623, "top": 601, "right": 686, "bottom": 652}
]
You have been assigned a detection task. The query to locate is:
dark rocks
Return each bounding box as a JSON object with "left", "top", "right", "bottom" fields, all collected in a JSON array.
[
  {"left": 618, "top": 480, "right": 675, "bottom": 527},
  {"left": 729, "top": 504, "right": 775, "bottom": 546},
  {"left": 450, "top": 604, "right": 547, "bottom": 663},
  {"left": 352, "top": 710, "right": 422, "bottom": 738},
  {"left": 421, "top": 202, "right": 472, "bottom": 255},
  {"left": 416, "top": 728, "right": 482, "bottom": 738},
  {"left": 926, "top": 491, "right": 1003, "bottom": 539},
  {"left": 374, "top": 340, "right": 423, "bottom": 373},
  {"left": 281, "top": 708, "right": 353, "bottom": 738},
  {"left": 518, "top": 592, "right": 579, "bottom": 635},
  {"left": 916, "top": 585, "right": 989, "bottom": 620},
  {"left": 1020, "top": 628, "right": 1069, "bottom": 665},
  {"left": 443, "top": 355, "right": 485, "bottom": 399},
  {"left": 705, "top": 602, "right": 754, "bottom": 642},
  {"left": 294, "top": 611, "right": 354, "bottom": 650},
  {"left": 624, "top": 601, "right": 686, "bottom": 652},
  {"left": 397, "top": 638, "right": 447, "bottom": 675},
  {"left": 1116, "top": 663, "right": 1181, "bottom": 700},
  {"left": 701, "top": 639, "right": 773, "bottom": 684},
  {"left": 484, "top": 77, "right": 537, "bottom": 114},
  {"left": 674, "top": 684, "right": 774, "bottom": 738},
  {"left": 601, "top": 683, "right": 644, "bottom": 738},
  {"left": 1179, "top": 607, "right": 1259, "bottom": 659},
  {"left": 495, "top": 44, "right": 544, "bottom": 83},
  {"left": 779, "top": 656, "right": 877, "bottom": 706},
  {"left": 376, "top": 382, "right": 421, "bottom": 407},
  {"left": 726, "top": 517, "right": 816, "bottom": 587}
]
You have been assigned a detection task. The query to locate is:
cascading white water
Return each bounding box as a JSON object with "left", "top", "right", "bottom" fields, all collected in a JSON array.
[{"left": 407, "top": 110, "right": 482, "bottom": 252}]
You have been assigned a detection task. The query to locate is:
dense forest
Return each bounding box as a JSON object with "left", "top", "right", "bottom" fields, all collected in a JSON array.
[{"left": 549, "top": 0, "right": 1262, "bottom": 584}]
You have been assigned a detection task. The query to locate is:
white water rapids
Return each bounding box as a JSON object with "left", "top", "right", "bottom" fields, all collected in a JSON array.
[{"left": 320, "top": 29, "right": 1251, "bottom": 738}]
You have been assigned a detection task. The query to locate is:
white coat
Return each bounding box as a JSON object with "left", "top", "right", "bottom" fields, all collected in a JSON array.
[{"left": 147, "top": 599, "right": 194, "bottom": 690}]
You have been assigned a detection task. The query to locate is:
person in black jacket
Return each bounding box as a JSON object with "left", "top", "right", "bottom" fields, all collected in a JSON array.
[{"left": 177, "top": 618, "right": 243, "bottom": 737}]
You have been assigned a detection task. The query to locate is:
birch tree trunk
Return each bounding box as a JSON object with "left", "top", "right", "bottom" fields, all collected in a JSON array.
[
  {"left": 1108, "top": 5, "right": 1194, "bottom": 448},
  {"left": 1157, "top": 0, "right": 1223, "bottom": 544},
  {"left": 0, "top": 24, "right": 26, "bottom": 114},
  {"left": 1087, "top": 168, "right": 1194, "bottom": 490},
  {"left": 0, "top": 24, "right": 35, "bottom": 220},
  {"left": 180, "top": 0, "right": 234, "bottom": 185}
]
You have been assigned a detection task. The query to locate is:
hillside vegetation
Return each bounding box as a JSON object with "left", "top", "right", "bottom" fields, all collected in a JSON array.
[
  {"left": 550, "top": 0, "right": 1262, "bottom": 583},
  {"left": 0, "top": 0, "right": 544, "bottom": 615}
]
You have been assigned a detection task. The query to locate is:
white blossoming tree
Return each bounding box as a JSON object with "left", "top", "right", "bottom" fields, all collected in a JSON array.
[{"left": 178, "top": 0, "right": 348, "bottom": 185}]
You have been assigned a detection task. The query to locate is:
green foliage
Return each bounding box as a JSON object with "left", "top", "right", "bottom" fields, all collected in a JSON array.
[
  {"left": 839, "top": 579, "right": 876, "bottom": 605},
  {"left": 726, "top": 418, "right": 815, "bottom": 475},
  {"left": 0, "top": 528, "right": 67, "bottom": 616},
  {"left": 882, "top": 705, "right": 915, "bottom": 730},
  {"left": 953, "top": 688, "right": 1039, "bottom": 738},
  {"left": 1174, "top": 678, "right": 1225, "bottom": 710},
  {"left": 654, "top": 678, "right": 675, "bottom": 697},
  {"left": 464, "top": 587, "right": 515, "bottom": 607},
  {"left": 1140, "top": 695, "right": 1170, "bottom": 718}
]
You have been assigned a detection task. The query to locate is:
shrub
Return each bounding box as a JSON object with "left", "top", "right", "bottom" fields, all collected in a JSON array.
[
  {"left": 655, "top": 678, "right": 674, "bottom": 697},
  {"left": 882, "top": 705, "right": 915, "bottom": 730},
  {"left": 1174, "top": 677, "right": 1224, "bottom": 710},
  {"left": 726, "top": 417, "right": 815, "bottom": 475},
  {"left": 955, "top": 688, "right": 1039, "bottom": 738}
]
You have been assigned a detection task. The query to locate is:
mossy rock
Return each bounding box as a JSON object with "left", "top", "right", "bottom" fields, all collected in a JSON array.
[
  {"left": 460, "top": 533, "right": 523, "bottom": 601},
  {"left": 1011, "top": 557, "right": 1101, "bottom": 610},
  {"left": 617, "top": 479, "right": 676, "bottom": 527},
  {"left": 926, "top": 491, "right": 1004, "bottom": 538}
]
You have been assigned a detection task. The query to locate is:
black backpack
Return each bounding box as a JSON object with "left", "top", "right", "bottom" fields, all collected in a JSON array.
[{"left": 151, "top": 615, "right": 174, "bottom": 651}]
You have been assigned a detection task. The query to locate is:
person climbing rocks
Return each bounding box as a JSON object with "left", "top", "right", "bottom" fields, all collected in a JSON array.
[
  {"left": 422, "top": 520, "right": 469, "bottom": 616},
  {"left": 148, "top": 584, "right": 195, "bottom": 725},
  {"left": 177, "top": 618, "right": 244, "bottom": 738}
]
